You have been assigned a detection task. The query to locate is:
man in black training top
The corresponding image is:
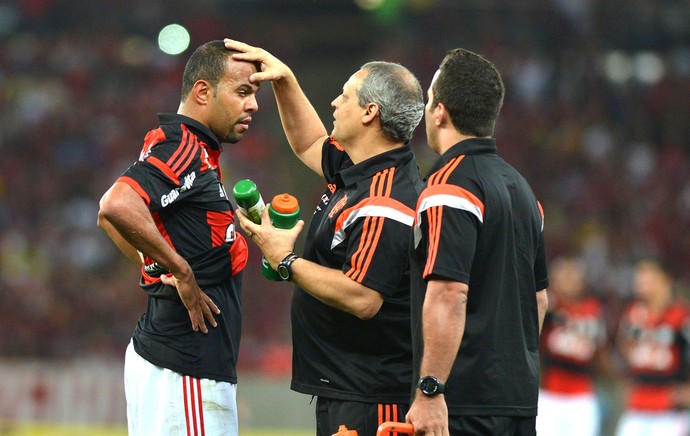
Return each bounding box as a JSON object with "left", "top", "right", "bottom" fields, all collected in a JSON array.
[
  {"left": 407, "top": 48, "right": 549, "bottom": 436},
  {"left": 227, "top": 39, "right": 424, "bottom": 436}
]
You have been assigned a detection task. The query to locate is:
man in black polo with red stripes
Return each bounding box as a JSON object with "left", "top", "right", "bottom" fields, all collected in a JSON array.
[
  {"left": 227, "top": 39, "right": 424, "bottom": 436},
  {"left": 407, "top": 49, "right": 549, "bottom": 435},
  {"left": 98, "top": 40, "right": 260, "bottom": 435}
]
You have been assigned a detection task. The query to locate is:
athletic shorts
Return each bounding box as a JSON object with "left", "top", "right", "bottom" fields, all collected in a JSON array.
[
  {"left": 124, "top": 340, "right": 239, "bottom": 436},
  {"left": 615, "top": 409, "right": 690, "bottom": 436},
  {"left": 536, "top": 389, "right": 600, "bottom": 436},
  {"left": 315, "top": 396, "right": 409, "bottom": 436},
  {"left": 450, "top": 415, "right": 536, "bottom": 436}
]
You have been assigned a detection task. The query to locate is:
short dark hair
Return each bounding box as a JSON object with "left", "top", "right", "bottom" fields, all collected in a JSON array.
[
  {"left": 180, "top": 40, "right": 260, "bottom": 101},
  {"left": 357, "top": 61, "right": 424, "bottom": 143},
  {"left": 432, "top": 48, "right": 505, "bottom": 137}
]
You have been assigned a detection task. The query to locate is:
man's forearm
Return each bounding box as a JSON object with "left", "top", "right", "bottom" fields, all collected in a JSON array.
[
  {"left": 271, "top": 75, "right": 328, "bottom": 174},
  {"left": 289, "top": 258, "right": 383, "bottom": 320},
  {"left": 418, "top": 279, "right": 468, "bottom": 382},
  {"left": 98, "top": 182, "right": 190, "bottom": 276},
  {"left": 97, "top": 212, "right": 144, "bottom": 265}
]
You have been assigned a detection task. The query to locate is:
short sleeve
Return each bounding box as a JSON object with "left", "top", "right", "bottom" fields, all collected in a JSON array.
[
  {"left": 534, "top": 231, "right": 549, "bottom": 291},
  {"left": 120, "top": 141, "right": 188, "bottom": 211},
  {"left": 534, "top": 201, "right": 549, "bottom": 291},
  {"left": 415, "top": 182, "right": 483, "bottom": 283},
  {"left": 337, "top": 197, "right": 416, "bottom": 297},
  {"left": 420, "top": 205, "right": 478, "bottom": 283}
]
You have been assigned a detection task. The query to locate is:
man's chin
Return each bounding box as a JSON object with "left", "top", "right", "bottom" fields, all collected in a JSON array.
[{"left": 223, "top": 133, "right": 242, "bottom": 144}]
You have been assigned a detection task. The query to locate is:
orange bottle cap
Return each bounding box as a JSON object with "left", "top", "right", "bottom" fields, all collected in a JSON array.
[
  {"left": 332, "top": 425, "right": 358, "bottom": 436},
  {"left": 271, "top": 193, "right": 299, "bottom": 213}
]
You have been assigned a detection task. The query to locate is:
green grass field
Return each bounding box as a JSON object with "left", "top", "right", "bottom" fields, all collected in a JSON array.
[{"left": 0, "top": 423, "right": 311, "bottom": 436}]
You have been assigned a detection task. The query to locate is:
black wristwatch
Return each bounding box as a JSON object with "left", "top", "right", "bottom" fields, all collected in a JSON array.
[
  {"left": 417, "top": 376, "right": 446, "bottom": 397},
  {"left": 278, "top": 253, "right": 299, "bottom": 281}
]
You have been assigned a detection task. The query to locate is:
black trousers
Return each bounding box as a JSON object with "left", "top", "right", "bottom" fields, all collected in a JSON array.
[
  {"left": 316, "top": 396, "right": 409, "bottom": 436},
  {"left": 450, "top": 415, "right": 537, "bottom": 436}
]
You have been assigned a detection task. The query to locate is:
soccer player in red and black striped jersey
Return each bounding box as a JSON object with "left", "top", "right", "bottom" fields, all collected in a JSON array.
[
  {"left": 537, "top": 256, "right": 607, "bottom": 436},
  {"left": 98, "top": 41, "right": 260, "bottom": 436},
  {"left": 226, "top": 39, "right": 424, "bottom": 436},
  {"left": 407, "top": 49, "right": 549, "bottom": 436},
  {"left": 615, "top": 258, "right": 690, "bottom": 436}
]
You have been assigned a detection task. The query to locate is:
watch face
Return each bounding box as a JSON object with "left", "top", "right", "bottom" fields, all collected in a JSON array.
[
  {"left": 420, "top": 377, "right": 438, "bottom": 395},
  {"left": 278, "top": 265, "right": 290, "bottom": 280}
]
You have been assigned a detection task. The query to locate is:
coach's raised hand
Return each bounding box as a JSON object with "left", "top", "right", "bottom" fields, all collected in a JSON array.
[
  {"left": 225, "top": 37, "right": 328, "bottom": 177},
  {"left": 224, "top": 38, "right": 292, "bottom": 84}
]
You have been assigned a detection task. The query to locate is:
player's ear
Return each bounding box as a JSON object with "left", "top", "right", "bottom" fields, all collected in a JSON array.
[
  {"left": 434, "top": 102, "right": 449, "bottom": 127},
  {"left": 362, "top": 102, "right": 379, "bottom": 125},
  {"left": 191, "top": 80, "right": 212, "bottom": 105}
]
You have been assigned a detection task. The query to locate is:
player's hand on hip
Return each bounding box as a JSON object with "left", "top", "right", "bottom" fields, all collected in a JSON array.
[
  {"left": 161, "top": 273, "right": 220, "bottom": 334},
  {"left": 224, "top": 38, "right": 293, "bottom": 84}
]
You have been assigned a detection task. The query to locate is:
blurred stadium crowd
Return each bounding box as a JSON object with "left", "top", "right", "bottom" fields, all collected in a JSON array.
[{"left": 0, "top": 0, "right": 689, "bottom": 386}]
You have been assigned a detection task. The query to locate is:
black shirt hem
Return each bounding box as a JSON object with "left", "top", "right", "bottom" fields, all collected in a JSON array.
[
  {"left": 290, "top": 381, "right": 410, "bottom": 404},
  {"left": 132, "top": 338, "right": 237, "bottom": 384}
]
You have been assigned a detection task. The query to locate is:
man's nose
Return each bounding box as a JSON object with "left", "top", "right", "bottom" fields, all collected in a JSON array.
[{"left": 247, "top": 95, "right": 258, "bottom": 113}]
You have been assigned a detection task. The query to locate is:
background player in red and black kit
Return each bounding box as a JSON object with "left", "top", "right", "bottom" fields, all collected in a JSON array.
[
  {"left": 226, "top": 39, "right": 425, "bottom": 436},
  {"left": 537, "top": 256, "right": 607, "bottom": 436},
  {"left": 615, "top": 258, "right": 690, "bottom": 436},
  {"left": 407, "top": 48, "right": 549, "bottom": 436},
  {"left": 97, "top": 41, "right": 260, "bottom": 435}
]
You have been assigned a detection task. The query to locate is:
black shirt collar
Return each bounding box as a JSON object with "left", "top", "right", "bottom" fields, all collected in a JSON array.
[
  {"left": 426, "top": 137, "right": 497, "bottom": 177},
  {"left": 158, "top": 113, "right": 222, "bottom": 151},
  {"left": 337, "top": 144, "right": 414, "bottom": 187}
]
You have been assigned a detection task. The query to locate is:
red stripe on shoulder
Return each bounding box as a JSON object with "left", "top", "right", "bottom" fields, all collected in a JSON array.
[
  {"left": 166, "top": 125, "right": 191, "bottom": 168},
  {"left": 140, "top": 128, "right": 166, "bottom": 160},
  {"left": 383, "top": 167, "right": 394, "bottom": 196},
  {"left": 429, "top": 155, "right": 465, "bottom": 186},
  {"left": 423, "top": 203, "right": 443, "bottom": 278},
  {"left": 346, "top": 216, "right": 379, "bottom": 282},
  {"left": 174, "top": 137, "right": 200, "bottom": 176},
  {"left": 116, "top": 176, "right": 151, "bottom": 205},
  {"left": 346, "top": 167, "right": 400, "bottom": 281},
  {"left": 169, "top": 126, "right": 200, "bottom": 175},
  {"left": 146, "top": 155, "right": 180, "bottom": 185}
]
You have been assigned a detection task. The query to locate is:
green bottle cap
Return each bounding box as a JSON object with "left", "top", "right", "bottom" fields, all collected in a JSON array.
[
  {"left": 232, "top": 179, "right": 265, "bottom": 224},
  {"left": 232, "top": 179, "right": 260, "bottom": 208}
]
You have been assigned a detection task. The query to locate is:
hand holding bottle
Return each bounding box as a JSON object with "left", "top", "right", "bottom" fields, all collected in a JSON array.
[{"left": 232, "top": 179, "right": 304, "bottom": 281}]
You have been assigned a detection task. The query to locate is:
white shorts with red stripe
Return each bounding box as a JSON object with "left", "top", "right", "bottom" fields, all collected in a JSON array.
[
  {"left": 124, "top": 340, "right": 239, "bottom": 436},
  {"left": 615, "top": 410, "right": 690, "bottom": 436}
]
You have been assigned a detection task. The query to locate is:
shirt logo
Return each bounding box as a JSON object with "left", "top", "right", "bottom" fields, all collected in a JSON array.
[
  {"left": 328, "top": 195, "right": 348, "bottom": 219},
  {"left": 161, "top": 171, "right": 196, "bottom": 207},
  {"left": 226, "top": 223, "right": 236, "bottom": 242}
]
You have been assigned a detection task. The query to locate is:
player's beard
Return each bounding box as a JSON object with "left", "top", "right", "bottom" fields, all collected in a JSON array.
[
  {"left": 224, "top": 131, "right": 242, "bottom": 144},
  {"left": 223, "top": 123, "right": 244, "bottom": 144}
]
